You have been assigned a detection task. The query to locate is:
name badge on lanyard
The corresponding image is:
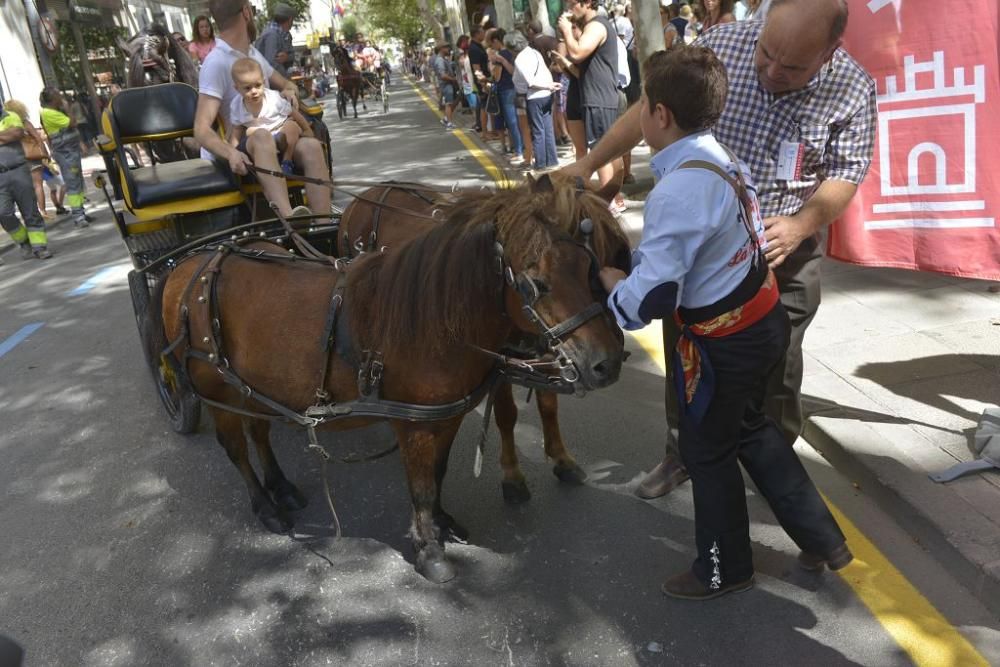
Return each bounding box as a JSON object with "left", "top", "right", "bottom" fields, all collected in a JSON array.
[{"left": 776, "top": 140, "right": 804, "bottom": 181}]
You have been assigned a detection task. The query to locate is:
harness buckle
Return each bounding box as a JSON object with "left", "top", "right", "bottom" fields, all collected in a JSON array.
[{"left": 357, "top": 350, "right": 384, "bottom": 397}]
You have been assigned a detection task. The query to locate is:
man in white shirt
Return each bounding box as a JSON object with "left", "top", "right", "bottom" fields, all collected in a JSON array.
[
  {"left": 194, "top": 0, "right": 331, "bottom": 218},
  {"left": 612, "top": 4, "right": 635, "bottom": 49}
]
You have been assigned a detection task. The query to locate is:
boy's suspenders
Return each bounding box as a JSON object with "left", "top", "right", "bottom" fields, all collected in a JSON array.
[{"left": 676, "top": 146, "right": 762, "bottom": 263}]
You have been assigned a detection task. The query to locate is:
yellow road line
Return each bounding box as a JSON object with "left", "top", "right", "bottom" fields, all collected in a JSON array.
[
  {"left": 828, "top": 502, "right": 988, "bottom": 666},
  {"left": 629, "top": 327, "right": 988, "bottom": 667},
  {"left": 404, "top": 77, "right": 513, "bottom": 188}
]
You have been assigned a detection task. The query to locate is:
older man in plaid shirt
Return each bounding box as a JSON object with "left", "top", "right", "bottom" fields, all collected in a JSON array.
[{"left": 565, "top": 0, "right": 877, "bottom": 500}]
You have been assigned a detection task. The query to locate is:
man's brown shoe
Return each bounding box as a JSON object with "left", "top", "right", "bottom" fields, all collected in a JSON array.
[
  {"left": 661, "top": 569, "right": 754, "bottom": 601},
  {"left": 798, "top": 543, "right": 854, "bottom": 572},
  {"left": 636, "top": 457, "right": 690, "bottom": 499}
]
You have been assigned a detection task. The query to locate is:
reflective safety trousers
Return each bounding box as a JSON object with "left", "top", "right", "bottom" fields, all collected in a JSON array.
[
  {"left": 0, "top": 163, "right": 47, "bottom": 248},
  {"left": 49, "top": 131, "right": 85, "bottom": 210}
]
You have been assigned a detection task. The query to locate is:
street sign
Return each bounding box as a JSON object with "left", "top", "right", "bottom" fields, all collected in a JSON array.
[{"left": 68, "top": 0, "right": 119, "bottom": 25}]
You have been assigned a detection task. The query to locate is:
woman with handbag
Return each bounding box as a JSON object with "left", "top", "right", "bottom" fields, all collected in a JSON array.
[
  {"left": 3, "top": 100, "right": 51, "bottom": 220},
  {"left": 0, "top": 101, "right": 52, "bottom": 259},
  {"left": 488, "top": 29, "right": 525, "bottom": 166},
  {"left": 511, "top": 32, "right": 561, "bottom": 170}
]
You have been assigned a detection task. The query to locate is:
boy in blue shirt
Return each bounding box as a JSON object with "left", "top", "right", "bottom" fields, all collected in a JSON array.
[{"left": 600, "top": 47, "right": 851, "bottom": 600}]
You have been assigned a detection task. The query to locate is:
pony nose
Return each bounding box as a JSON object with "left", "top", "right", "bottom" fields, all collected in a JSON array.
[{"left": 590, "top": 357, "right": 620, "bottom": 387}]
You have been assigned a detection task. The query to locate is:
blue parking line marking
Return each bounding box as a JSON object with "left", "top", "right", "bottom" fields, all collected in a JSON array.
[
  {"left": 0, "top": 323, "right": 45, "bottom": 359},
  {"left": 67, "top": 267, "right": 120, "bottom": 297}
]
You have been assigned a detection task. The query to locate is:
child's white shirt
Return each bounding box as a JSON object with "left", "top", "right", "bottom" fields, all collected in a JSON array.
[{"left": 229, "top": 88, "right": 292, "bottom": 133}]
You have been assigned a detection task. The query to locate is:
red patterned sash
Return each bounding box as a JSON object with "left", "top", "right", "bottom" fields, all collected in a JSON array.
[{"left": 675, "top": 269, "right": 779, "bottom": 409}]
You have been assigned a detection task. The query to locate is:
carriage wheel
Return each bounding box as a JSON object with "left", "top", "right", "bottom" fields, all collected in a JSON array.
[
  {"left": 382, "top": 80, "right": 389, "bottom": 113},
  {"left": 337, "top": 90, "right": 347, "bottom": 120},
  {"left": 129, "top": 270, "right": 202, "bottom": 434}
]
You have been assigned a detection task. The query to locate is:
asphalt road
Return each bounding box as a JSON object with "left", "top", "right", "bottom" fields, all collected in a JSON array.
[{"left": 1, "top": 79, "right": 998, "bottom": 667}]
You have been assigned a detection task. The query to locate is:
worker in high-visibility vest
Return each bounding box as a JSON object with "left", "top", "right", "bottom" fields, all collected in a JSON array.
[
  {"left": 0, "top": 108, "right": 51, "bottom": 260},
  {"left": 39, "top": 88, "right": 93, "bottom": 229}
]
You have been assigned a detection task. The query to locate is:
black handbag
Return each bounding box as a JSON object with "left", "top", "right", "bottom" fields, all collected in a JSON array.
[{"left": 484, "top": 86, "right": 501, "bottom": 116}]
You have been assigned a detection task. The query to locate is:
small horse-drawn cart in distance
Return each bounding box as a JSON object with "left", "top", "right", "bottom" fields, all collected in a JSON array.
[
  {"left": 94, "top": 82, "right": 340, "bottom": 434},
  {"left": 332, "top": 46, "right": 388, "bottom": 119}
]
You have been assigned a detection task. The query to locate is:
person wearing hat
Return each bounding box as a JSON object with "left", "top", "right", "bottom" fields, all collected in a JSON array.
[
  {"left": 432, "top": 42, "right": 459, "bottom": 130},
  {"left": 256, "top": 2, "right": 296, "bottom": 77}
]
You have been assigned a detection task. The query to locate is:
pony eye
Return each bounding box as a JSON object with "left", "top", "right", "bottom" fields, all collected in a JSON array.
[{"left": 532, "top": 279, "right": 551, "bottom": 295}]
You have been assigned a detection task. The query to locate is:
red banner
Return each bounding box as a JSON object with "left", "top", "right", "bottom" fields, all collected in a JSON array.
[{"left": 829, "top": 0, "right": 1000, "bottom": 281}]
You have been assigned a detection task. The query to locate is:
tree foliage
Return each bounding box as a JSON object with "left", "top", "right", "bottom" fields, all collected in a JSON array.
[
  {"left": 340, "top": 15, "right": 360, "bottom": 40},
  {"left": 358, "top": 0, "right": 429, "bottom": 46},
  {"left": 259, "top": 0, "right": 313, "bottom": 27},
  {"left": 51, "top": 23, "right": 128, "bottom": 91}
]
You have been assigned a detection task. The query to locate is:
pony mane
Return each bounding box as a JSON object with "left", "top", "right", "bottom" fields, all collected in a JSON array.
[
  {"left": 347, "top": 178, "right": 631, "bottom": 357},
  {"left": 347, "top": 212, "right": 507, "bottom": 358},
  {"left": 448, "top": 173, "right": 632, "bottom": 269}
]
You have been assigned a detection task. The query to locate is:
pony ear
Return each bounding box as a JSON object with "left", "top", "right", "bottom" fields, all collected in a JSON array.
[{"left": 532, "top": 173, "right": 555, "bottom": 193}]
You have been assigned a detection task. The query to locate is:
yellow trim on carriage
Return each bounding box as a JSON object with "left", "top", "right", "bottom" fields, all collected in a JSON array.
[
  {"left": 119, "top": 130, "right": 191, "bottom": 143},
  {"left": 118, "top": 170, "right": 246, "bottom": 221},
  {"left": 123, "top": 218, "right": 175, "bottom": 235}
]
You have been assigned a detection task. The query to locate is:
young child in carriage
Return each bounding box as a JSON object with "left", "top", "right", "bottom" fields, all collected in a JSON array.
[{"left": 228, "top": 57, "right": 313, "bottom": 176}]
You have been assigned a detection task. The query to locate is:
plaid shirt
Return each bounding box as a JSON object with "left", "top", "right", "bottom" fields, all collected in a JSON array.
[{"left": 696, "top": 21, "right": 877, "bottom": 218}]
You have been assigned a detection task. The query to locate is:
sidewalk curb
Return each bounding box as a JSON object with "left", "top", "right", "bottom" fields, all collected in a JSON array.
[{"left": 804, "top": 414, "right": 1000, "bottom": 618}]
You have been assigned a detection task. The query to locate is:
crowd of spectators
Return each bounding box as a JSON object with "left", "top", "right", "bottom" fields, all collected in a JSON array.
[{"left": 412, "top": 0, "right": 763, "bottom": 213}]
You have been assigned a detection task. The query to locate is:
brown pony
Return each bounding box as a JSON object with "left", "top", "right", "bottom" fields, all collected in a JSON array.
[
  {"left": 339, "top": 174, "right": 632, "bottom": 502},
  {"left": 150, "top": 178, "right": 625, "bottom": 582},
  {"left": 332, "top": 45, "right": 365, "bottom": 118}
]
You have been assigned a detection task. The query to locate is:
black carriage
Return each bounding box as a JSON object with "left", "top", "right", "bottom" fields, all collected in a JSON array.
[{"left": 95, "top": 82, "right": 339, "bottom": 434}]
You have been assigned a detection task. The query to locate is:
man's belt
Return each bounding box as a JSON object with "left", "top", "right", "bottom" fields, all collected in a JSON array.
[{"left": 0, "top": 161, "right": 26, "bottom": 173}]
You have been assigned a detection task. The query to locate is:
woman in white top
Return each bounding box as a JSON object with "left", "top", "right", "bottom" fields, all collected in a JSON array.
[{"left": 509, "top": 31, "right": 561, "bottom": 170}]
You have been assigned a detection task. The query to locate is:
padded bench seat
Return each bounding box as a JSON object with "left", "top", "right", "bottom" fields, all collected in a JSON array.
[{"left": 129, "top": 158, "right": 240, "bottom": 208}]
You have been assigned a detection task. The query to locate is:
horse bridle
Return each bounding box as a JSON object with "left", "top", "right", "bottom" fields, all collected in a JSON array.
[{"left": 488, "top": 228, "right": 608, "bottom": 391}]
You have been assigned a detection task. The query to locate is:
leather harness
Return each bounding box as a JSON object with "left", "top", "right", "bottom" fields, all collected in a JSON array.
[{"left": 160, "top": 213, "right": 606, "bottom": 431}]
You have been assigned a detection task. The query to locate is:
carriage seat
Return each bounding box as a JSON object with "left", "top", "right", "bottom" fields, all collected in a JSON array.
[
  {"left": 128, "top": 158, "right": 237, "bottom": 208},
  {"left": 106, "top": 83, "right": 244, "bottom": 221}
]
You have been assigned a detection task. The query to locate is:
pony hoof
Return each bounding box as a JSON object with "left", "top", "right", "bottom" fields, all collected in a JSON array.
[
  {"left": 416, "top": 549, "right": 456, "bottom": 584},
  {"left": 273, "top": 483, "right": 309, "bottom": 512},
  {"left": 256, "top": 504, "right": 294, "bottom": 534},
  {"left": 502, "top": 479, "right": 532, "bottom": 504},
  {"left": 553, "top": 461, "right": 588, "bottom": 485}
]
